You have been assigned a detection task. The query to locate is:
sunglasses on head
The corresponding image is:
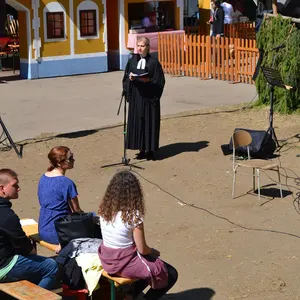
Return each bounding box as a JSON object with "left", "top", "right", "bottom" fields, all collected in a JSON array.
[{"left": 66, "top": 155, "right": 74, "bottom": 162}]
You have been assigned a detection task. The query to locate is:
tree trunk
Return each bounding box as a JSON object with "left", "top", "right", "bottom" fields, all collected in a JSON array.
[{"left": 272, "top": 0, "right": 278, "bottom": 15}]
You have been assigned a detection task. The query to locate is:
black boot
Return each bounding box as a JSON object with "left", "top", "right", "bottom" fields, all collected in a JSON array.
[
  {"left": 135, "top": 150, "right": 146, "bottom": 160},
  {"left": 146, "top": 151, "right": 156, "bottom": 161}
]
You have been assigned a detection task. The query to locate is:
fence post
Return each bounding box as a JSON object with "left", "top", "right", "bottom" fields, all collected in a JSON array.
[
  {"left": 170, "top": 33, "right": 174, "bottom": 75},
  {"left": 249, "top": 39, "right": 252, "bottom": 84},
  {"left": 206, "top": 35, "right": 211, "bottom": 79},
  {"left": 234, "top": 38, "right": 238, "bottom": 83},
  {"left": 201, "top": 35, "right": 205, "bottom": 78},
  {"left": 193, "top": 34, "right": 196, "bottom": 77},
  {"left": 181, "top": 33, "right": 185, "bottom": 76},
  {"left": 216, "top": 37, "right": 220, "bottom": 79},
  {"left": 158, "top": 33, "right": 161, "bottom": 64},
  {"left": 225, "top": 37, "right": 229, "bottom": 81},
  {"left": 197, "top": 35, "right": 200, "bottom": 78},
  {"left": 175, "top": 33, "right": 179, "bottom": 76}
]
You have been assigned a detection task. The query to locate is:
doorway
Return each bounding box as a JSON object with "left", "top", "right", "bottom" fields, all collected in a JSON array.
[
  {"left": 107, "top": 0, "right": 120, "bottom": 70},
  {"left": 1, "top": 0, "right": 31, "bottom": 80}
]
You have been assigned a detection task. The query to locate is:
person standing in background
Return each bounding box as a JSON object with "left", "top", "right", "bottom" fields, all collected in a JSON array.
[
  {"left": 231, "top": 0, "right": 243, "bottom": 23},
  {"left": 221, "top": 0, "right": 234, "bottom": 24},
  {"left": 210, "top": 0, "right": 225, "bottom": 37}
]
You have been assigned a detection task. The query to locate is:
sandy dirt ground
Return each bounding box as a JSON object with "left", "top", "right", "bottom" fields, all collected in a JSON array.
[{"left": 0, "top": 104, "right": 300, "bottom": 300}]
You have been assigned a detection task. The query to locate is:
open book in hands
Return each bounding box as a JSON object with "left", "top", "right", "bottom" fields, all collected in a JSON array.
[{"left": 130, "top": 72, "right": 149, "bottom": 78}]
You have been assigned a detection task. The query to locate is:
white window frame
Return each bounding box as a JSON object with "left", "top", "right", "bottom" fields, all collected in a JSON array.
[
  {"left": 77, "top": 1, "right": 99, "bottom": 40},
  {"left": 43, "top": 2, "right": 67, "bottom": 42}
]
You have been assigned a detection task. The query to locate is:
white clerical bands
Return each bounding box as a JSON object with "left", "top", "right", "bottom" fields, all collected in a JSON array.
[{"left": 137, "top": 58, "right": 146, "bottom": 70}]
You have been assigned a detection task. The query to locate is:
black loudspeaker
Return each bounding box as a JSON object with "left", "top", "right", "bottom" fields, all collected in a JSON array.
[{"left": 221, "top": 128, "right": 276, "bottom": 159}]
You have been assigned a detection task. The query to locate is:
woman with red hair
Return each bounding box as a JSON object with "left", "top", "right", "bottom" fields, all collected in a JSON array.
[{"left": 38, "top": 146, "right": 83, "bottom": 247}]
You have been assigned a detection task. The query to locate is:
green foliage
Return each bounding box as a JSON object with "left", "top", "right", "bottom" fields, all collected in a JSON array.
[{"left": 255, "top": 16, "right": 300, "bottom": 114}]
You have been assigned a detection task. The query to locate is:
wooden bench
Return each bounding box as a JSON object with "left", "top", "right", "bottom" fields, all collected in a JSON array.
[
  {"left": 21, "top": 221, "right": 57, "bottom": 252},
  {"left": 21, "top": 219, "right": 136, "bottom": 300},
  {"left": 0, "top": 280, "right": 61, "bottom": 300}
]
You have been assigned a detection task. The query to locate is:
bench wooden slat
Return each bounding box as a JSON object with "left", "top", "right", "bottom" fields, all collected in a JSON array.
[
  {"left": 102, "top": 271, "right": 136, "bottom": 287},
  {"left": 0, "top": 280, "right": 61, "bottom": 299},
  {"left": 21, "top": 223, "right": 58, "bottom": 252}
]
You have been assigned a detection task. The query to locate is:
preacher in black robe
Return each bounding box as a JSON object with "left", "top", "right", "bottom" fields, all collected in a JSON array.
[{"left": 122, "top": 52, "right": 165, "bottom": 159}]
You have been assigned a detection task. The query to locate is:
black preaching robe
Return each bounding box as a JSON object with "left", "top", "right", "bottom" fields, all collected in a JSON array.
[{"left": 123, "top": 54, "right": 165, "bottom": 152}]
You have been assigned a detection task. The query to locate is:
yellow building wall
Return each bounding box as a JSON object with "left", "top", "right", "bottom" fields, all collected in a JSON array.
[
  {"left": 74, "top": 0, "right": 105, "bottom": 54},
  {"left": 39, "top": 0, "right": 71, "bottom": 57},
  {"left": 198, "top": 0, "right": 210, "bottom": 9}
]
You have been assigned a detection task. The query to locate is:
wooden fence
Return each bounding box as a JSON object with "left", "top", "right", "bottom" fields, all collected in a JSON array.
[
  {"left": 185, "top": 22, "right": 256, "bottom": 40},
  {"left": 158, "top": 32, "right": 259, "bottom": 84}
]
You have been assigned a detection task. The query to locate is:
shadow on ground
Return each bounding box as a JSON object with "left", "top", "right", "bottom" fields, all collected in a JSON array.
[
  {"left": 259, "top": 187, "right": 292, "bottom": 199},
  {"left": 238, "top": 186, "right": 292, "bottom": 202},
  {"left": 15, "top": 126, "right": 121, "bottom": 148},
  {"left": 157, "top": 141, "right": 209, "bottom": 160},
  {"left": 248, "top": 183, "right": 292, "bottom": 199},
  {"left": 56, "top": 129, "right": 99, "bottom": 139},
  {"left": 0, "top": 75, "right": 22, "bottom": 83},
  {"left": 163, "top": 287, "right": 215, "bottom": 300}
]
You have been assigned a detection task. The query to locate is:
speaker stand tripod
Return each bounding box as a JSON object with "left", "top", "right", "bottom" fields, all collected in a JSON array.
[
  {"left": 266, "top": 84, "right": 279, "bottom": 147},
  {"left": 0, "top": 117, "right": 21, "bottom": 158},
  {"left": 101, "top": 94, "right": 144, "bottom": 170},
  {"left": 261, "top": 66, "right": 292, "bottom": 148}
]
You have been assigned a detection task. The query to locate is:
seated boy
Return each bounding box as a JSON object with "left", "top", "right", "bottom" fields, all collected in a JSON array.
[{"left": 0, "top": 168, "right": 58, "bottom": 290}]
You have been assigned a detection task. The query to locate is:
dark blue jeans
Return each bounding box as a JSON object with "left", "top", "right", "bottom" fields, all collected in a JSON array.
[{"left": 0, "top": 255, "right": 59, "bottom": 290}]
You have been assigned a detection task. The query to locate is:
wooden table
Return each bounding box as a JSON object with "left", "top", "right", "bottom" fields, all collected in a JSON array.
[{"left": 8, "top": 44, "right": 19, "bottom": 49}]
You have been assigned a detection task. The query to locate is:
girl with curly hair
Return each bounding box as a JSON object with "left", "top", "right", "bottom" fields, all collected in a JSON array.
[{"left": 98, "top": 170, "right": 177, "bottom": 300}]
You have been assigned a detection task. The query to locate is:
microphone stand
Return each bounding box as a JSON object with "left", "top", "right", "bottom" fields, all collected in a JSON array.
[{"left": 101, "top": 87, "right": 144, "bottom": 170}]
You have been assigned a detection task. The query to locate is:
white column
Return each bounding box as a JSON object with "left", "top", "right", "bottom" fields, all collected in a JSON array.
[
  {"left": 26, "top": 10, "right": 32, "bottom": 63},
  {"left": 102, "top": 0, "right": 107, "bottom": 52},
  {"left": 69, "top": 0, "right": 75, "bottom": 55},
  {"left": 119, "top": 0, "right": 130, "bottom": 69},
  {"left": 31, "top": 0, "right": 41, "bottom": 59}
]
